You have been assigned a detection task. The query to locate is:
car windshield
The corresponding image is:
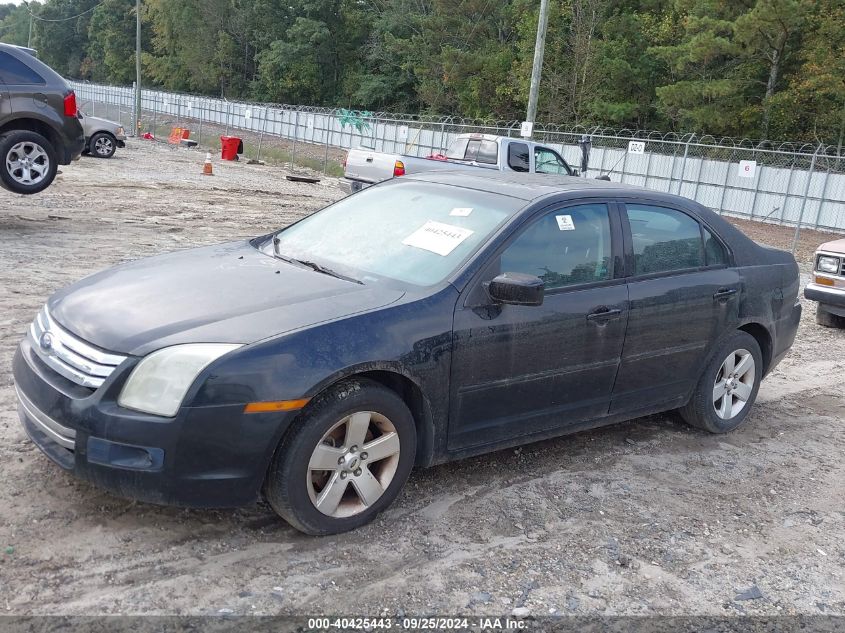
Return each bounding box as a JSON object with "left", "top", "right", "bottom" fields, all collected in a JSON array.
[{"left": 271, "top": 181, "right": 522, "bottom": 286}]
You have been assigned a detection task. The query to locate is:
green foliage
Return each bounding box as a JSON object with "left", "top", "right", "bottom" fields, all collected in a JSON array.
[
  {"left": 0, "top": 3, "right": 35, "bottom": 47},
  {"left": 14, "top": 0, "right": 845, "bottom": 144}
]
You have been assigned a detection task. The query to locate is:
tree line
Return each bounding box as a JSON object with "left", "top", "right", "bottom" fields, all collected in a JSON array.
[{"left": 1, "top": 0, "right": 843, "bottom": 145}]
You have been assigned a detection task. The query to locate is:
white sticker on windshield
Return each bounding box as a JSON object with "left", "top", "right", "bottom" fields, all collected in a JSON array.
[
  {"left": 556, "top": 215, "right": 576, "bottom": 231},
  {"left": 450, "top": 207, "right": 473, "bottom": 217},
  {"left": 403, "top": 221, "right": 474, "bottom": 256}
]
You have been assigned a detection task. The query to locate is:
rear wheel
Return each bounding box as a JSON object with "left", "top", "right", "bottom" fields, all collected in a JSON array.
[
  {"left": 90, "top": 132, "right": 116, "bottom": 158},
  {"left": 816, "top": 305, "right": 845, "bottom": 328},
  {"left": 264, "top": 378, "right": 416, "bottom": 535},
  {"left": 0, "top": 130, "right": 58, "bottom": 194},
  {"left": 680, "top": 331, "right": 762, "bottom": 433}
]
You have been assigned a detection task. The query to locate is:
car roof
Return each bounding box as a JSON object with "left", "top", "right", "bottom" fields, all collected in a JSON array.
[
  {"left": 401, "top": 168, "right": 775, "bottom": 267},
  {"left": 404, "top": 169, "right": 647, "bottom": 201},
  {"left": 0, "top": 43, "right": 37, "bottom": 56}
]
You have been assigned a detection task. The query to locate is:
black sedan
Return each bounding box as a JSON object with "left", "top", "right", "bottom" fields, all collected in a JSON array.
[{"left": 13, "top": 172, "right": 801, "bottom": 535}]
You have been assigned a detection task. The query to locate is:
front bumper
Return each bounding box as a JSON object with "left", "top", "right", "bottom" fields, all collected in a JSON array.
[
  {"left": 805, "top": 282, "right": 845, "bottom": 317},
  {"left": 13, "top": 338, "right": 296, "bottom": 508}
]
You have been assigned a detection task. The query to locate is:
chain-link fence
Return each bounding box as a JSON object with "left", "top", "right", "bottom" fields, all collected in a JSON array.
[{"left": 70, "top": 81, "right": 845, "bottom": 234}]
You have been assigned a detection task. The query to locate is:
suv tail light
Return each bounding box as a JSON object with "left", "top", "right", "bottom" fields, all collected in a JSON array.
[
  {"left": 393, "top": 160, "right": 405, "bottom": 177},
  {"left": 63, "top": 91, "right": 77, "bottom": 117}
]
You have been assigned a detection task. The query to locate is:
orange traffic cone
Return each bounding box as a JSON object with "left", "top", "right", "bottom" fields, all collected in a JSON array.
[{"left": 202, "top": 152, "right": 213, "bottom": 176}]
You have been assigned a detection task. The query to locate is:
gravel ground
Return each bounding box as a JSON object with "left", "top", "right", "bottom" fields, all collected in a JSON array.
[{"left": 0, "top": 140, "right": 843, "bottom": 617}]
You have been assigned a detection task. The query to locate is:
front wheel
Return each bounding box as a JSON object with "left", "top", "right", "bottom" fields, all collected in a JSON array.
[
  {"left": 90, "top": 132, "right": 116, "bottom": 158},
  {"left": 264, "top": 378, "right": 417, "bottom": 535},
  {"left": 680, "top": 331, "right": 763, "bottom": 433}
]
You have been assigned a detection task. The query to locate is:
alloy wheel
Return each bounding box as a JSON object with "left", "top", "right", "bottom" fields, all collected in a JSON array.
[
  {"left": 306, "top": 411, "right": 401, "bottom": 518},
  {"left": 94, "top": 136, "right": 114, "bottom": 156},
  {"left": 5, "top": 141, "right": 50, "bottom": 186},
  {"left": 712, "top": 348, "right": 755, "bottom": 420}
]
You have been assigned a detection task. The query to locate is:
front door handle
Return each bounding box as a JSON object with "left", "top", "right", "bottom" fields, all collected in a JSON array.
[
  {"left": 713, "top": 288, "right": 737, "bottom": 301},
  {"left": 586, "top": 306, "right": 622, "bottom": 321}
]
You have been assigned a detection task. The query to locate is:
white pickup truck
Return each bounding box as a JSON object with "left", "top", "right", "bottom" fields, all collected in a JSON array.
[{"left": 341, "top": 133, "right": 579, "bottom": 193}]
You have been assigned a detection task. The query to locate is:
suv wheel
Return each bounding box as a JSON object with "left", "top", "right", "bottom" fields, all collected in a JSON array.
[
  {"left": 90, "top": 132, "right": 116, "bottom": 158},
  {"left": 264, "top": 378, "right": 416, "bottom": 535},
  {"left": 0, "top": 131, "right": 58, "bottom": 194}
]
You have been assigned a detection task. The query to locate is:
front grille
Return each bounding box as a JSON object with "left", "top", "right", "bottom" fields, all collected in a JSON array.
[{"left": 28, "top": 307, "right": 127, "bottom": 389}]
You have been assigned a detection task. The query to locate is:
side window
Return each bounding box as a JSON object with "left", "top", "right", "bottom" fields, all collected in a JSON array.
[
  {"left": 703, "top": 227, "right": 729, "bottom": 266},
  {"left": 534, "top": 147, "right": 571, "bottom": 175},
  {"left": 507, "top": 143, "right": 530, "bottom": 172},
  {"left": 0, "top": 51, "right": 45, "bottom": 85},
  {"left": 475, "top": 140, "right": 498, "bottom": 164},
  {"left": 626, "top": 204, "right": 703, "bottom": 275},
  {"left": 500, "top": 203, "right": 612, "bottom": 290}
]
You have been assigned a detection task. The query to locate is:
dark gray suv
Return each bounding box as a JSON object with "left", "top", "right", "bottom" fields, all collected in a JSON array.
[{"left": 0, "top": 44, "right": 85, "bottom": 194}]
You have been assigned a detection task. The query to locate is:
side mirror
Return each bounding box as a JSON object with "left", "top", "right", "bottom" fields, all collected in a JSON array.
[
  {"left": 571, "top": 169, "right": 580, "bottom": 177},
  {"left": 486, "top": 272, "right": 544, "bottom": 306},
  {"left": 595, "top": 174, "right": 611, "bottom": 181}
]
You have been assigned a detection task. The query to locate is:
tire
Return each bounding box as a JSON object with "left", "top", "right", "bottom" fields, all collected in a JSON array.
[
  {"left": 0, "top": 130, "right": 58, "bottom": 194},
  {"left": 680, "top": 331, "right": 763, "bottom": 434},
  {"left": 816, "top": 305, "right": 845, "bottom": 328},
  {"left": 265, "top": 378, "right": 417, "bottom": 535},
  {"left": 89, "top": 132, "right": 116, "bottom": 158}
]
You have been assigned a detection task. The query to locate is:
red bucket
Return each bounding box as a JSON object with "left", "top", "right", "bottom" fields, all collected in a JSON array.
[{"left": 220, "top": 136, "right": 243, "bottom": 161}]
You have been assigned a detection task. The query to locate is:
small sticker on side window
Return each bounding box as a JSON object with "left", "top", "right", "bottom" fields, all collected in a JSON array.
[
  {"left": 556, "top": 215, "right": 575, "bottom": 231},
  {"left": 450, "top": 207, "right": 473, "bottom": 217}
]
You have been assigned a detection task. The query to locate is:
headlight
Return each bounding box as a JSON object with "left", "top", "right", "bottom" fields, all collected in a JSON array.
[
  {"left": 118, "top": 344, "right": 242, "bottom": 417},
  {"left": 817, "top": 255, "right": 840, "bottom": 274}
]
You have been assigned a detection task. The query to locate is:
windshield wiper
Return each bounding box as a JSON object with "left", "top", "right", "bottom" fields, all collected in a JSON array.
[
  {"left": 298, "top": 260, "right": 363, "bottom": 284},
  {"left": 272, "top": 240, "right": 362, "bottom": 285}
]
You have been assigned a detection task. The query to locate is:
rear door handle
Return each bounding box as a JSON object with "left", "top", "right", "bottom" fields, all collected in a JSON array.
[
  {"left": 365, "top": 156, "right": 374, "bottom": 163},
  {"left": 586, "top": 306, "right": 622, "bottom": 321},
  {"left": 713, "top": 288, "right": 737, "bottom": 301}
]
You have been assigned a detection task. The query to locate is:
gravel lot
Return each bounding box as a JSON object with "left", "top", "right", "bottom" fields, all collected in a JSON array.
[{"left": 0, "top": 140, "right": 843, "bottom": 617}]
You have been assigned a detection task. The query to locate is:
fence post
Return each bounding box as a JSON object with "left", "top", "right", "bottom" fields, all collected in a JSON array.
[
  {"left": 813, "top": 160, "right": 832, "bottom": 230},
  {"left": 779, "top": 156, "right": 797, "bottom": 224},
  {"left": 198, "top": 99, "right": 204, "bottom": 146},
  {"left": 643, "top": 144, "right": 653, "bottom": 188},
  {"left": 292, "top": 110, "right": 299, "bottom": 166},
  {"left": 716, "top": 150, "right": 734, "bottom": 215},
  {"left": 676, "top": 134, "right": 694, "bottom": 195},
  {"left": 257, "top": 108, "right": 268, "bottom": 163},
  {"left": 748, "top": 161, "right": 763, "bottom": 219},
  {"left": 791, "top": 145, "right": 821, "bottom": 253}
]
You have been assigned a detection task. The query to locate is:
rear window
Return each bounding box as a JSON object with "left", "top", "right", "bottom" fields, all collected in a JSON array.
[
  {"left": 0, "top": 51, "right": 45, "bottom": 85},
  {"left": 445, "top": 138, "right": 470, "bottom": 160}
]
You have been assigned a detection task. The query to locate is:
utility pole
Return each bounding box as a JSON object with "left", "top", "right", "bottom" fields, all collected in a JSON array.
[
  {"left": 27, "top": 14, "right": 33, "bottom": 48},
  {"left": 525, "top": 0, "right": 550, "bottom": 129},
  {"left": 134, "top": 0, "right": 142, "bottom": 137}
]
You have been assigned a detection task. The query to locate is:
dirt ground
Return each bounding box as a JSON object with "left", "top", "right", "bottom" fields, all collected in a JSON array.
[{"left": 0, "top": 140, "right": 843, "bottom": 618}]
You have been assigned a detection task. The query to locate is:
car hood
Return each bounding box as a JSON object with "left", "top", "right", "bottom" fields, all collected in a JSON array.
[
  {"left": 82, "top": 115, "right": 122, "bottom": 133},
  {"left": 819, "top": 237, "right": 845, "bottom": 253},
  {"left": 47, "top": 241, "right": 405, "bottom": 356}
]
